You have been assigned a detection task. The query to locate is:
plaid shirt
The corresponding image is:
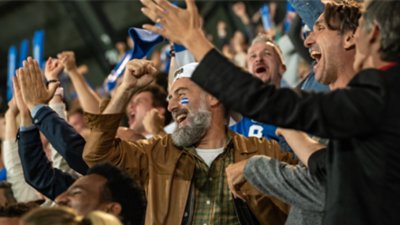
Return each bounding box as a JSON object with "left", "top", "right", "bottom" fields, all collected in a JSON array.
[{"left": 184, "top": 140, "right": 240, "bottom": 225}]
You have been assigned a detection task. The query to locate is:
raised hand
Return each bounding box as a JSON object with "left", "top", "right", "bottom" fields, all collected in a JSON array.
[
  {"left": 120, "top": 59, "right": 157, "bottom": 90},
  {"left": 12, "top": 77, "right": 29, "bottom": 115},
  {"left": 225, "top": 159, "right": 249, "bottom": 202},
  {"left": 141, "top": 0, "right": 213, "bottom": 62},
  {"left": 57, "top": 51, "right": 78, "bottom": 73},
  {"left": 6, "top": 98, "right": 19, "bottom": 117},
  {"left": 143, "top": 108, "right": 166, "bottom": 136},
  {"left": 16, "top": 57, "right": 59, "bottom": 110},
  {"left": 141, "top": 0, "right": 202, "bottom": 46},
  {"left": 44, "top": 57, "right": 64, "bottom": 81}
]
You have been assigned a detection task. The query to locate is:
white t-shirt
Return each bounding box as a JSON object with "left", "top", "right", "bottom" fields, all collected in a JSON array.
[{"left": 195, "top": 147, "right": 225, "bottom": 167}]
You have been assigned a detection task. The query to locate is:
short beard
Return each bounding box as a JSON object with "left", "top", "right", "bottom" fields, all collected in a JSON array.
[{"left": 171, "top": 101, "right": 211, "bottom": 148}]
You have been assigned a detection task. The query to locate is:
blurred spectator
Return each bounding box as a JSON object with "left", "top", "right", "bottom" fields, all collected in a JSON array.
[
  {"left": 0, "top": 201, "right": 40, "bottom": 225},
  {"left": 21, "top": 207, "right": 122, "bottom": 225}
]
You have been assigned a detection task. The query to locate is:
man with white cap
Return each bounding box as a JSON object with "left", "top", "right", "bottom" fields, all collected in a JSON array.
[{"left": 83, "top": 59, "right": 296, "bottom": 225}]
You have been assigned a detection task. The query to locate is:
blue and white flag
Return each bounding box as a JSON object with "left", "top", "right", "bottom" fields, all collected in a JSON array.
[
  {"left": 260, "top": 4, "right": 273, "bottom": 31},
  {"left": 7, "top": 46, "right": 17, "bottom": 101},
  {"left": 173, "top": 44, "right": 196, "bottom": 69},
  {"left": 105, "top": 28, "right": 164, "bottom": 92},
  {"left": 32, "top": 29, "right": 45, "bottom": 69}
]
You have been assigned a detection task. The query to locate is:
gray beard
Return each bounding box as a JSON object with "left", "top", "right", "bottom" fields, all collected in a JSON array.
[{"left": 171, "top": 107, "right": 211, "bottom": 148}]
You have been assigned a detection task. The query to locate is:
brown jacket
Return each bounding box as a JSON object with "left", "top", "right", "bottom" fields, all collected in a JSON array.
[{"left": 83, "top": 113, "right": 296, "bottom": 225}]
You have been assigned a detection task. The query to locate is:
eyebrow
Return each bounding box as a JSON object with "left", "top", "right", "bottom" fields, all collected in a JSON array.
[
  {"left": 168, "top": 87, "right": 189, "bottom": 100},
  {"left": 68, "top": 185, "right": 85, "bottom": 192},
  {"left": 314, "top": 19, "right": 325, "bottom": 27}
]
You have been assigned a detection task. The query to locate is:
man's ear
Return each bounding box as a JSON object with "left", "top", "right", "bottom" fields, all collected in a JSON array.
[
  {"left": 367, "top": 22, "right": 380, "bottom": 46},
  {"left": 343, "top": 31, "right": 356, "bottom": 50},
  {"left": 103, "top": 202, "right": 122, "bottom": 216},
  {"left": 279, "top": 64, "right": 287, "bottom": 76},
  {"left": 207, "top": 95, "right": 220, "bottom": 107}
]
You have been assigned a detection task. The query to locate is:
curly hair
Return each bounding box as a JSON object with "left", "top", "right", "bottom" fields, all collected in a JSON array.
[{"left": 324, "top": 0, "right": 362, "bottom": 34}]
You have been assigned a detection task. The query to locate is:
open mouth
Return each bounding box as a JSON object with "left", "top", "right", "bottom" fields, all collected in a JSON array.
[
  {"left": 310, "top": 50, "right": 322, "bottom": 64},
  {"left": 128, "top": 113, "right": 135, "bottom": 125},
  {"left": 174, "top": 109, "right": 189, "bottom": 126},
  {"left": 176, "top": 114, "right": 187, "bottom": 124},
  {"left": 255, "top": 66, "right": 267, "bottom": 73}
]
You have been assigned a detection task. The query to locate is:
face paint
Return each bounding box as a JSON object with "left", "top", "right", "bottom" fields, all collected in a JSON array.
[{"left": 180, "top": 97, "right": 189, "bottom": 105}]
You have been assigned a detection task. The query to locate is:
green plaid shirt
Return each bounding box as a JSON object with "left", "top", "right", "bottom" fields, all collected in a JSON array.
[{"left": 184, "top": 140, "right": 240, "bottom": 225}]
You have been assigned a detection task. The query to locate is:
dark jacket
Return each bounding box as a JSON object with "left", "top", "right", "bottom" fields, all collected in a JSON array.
[
  {"left": 33, "top": 106, "right": 88, "bottom": 174},
  {"left": 18, "top": 106, "right": 88, "bottom": 200},
  {"left": 191, "top": 49, "right": 400, "bottom": 225},
  {"left": 18, "top": 127, "right": 75, "bottom": 200}
]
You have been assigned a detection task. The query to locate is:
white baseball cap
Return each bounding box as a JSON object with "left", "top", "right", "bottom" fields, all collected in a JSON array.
[{"left": 171, "top": 62, "right": 198, "bottom": 85}]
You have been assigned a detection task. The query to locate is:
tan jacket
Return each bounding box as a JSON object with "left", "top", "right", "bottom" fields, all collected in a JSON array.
[{"left": 83, "top": 113, "right": 296, "bottom": 225}]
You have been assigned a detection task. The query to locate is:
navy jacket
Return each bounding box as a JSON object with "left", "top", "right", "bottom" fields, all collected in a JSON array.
[
  {"left": 18, "top": 106, "right": 88, "bottom": 200},
  {"left": 18, "top": 128, "right": 75, "bottom": 200},
  {"left": 32, "top": 106, "right": 88, "bottom": 174}
]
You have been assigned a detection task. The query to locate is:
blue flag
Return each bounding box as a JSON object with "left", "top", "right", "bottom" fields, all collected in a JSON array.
[
  {"left": 7, "top": 46, "right": 17, "bottom": 101},
  {"left": 33, "top": 29, "right": 45, "bottom": 69},
  {"left": 19, "top": 39, "right": 29, "bottom": 68}
]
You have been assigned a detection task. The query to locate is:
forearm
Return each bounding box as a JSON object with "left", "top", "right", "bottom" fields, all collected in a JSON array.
[
  {"left": 4, "top": 112, "right": 18, "bottom": 140},
  {"left": 34, "top": 106, "right": 88, "bottom": 175},
  {"left": 102, "top": 84, "right": 136, "bottom": 114},
  {"left": 67, "top": 69, "right": 101, "bottom": 114},
  {"left": 191, "top": 50, "right": 385, "bottom": 138},
  {"left": 279, "top": 129, "right": 326, "bottom": 166},
  {"left": 3, "top": 137, "right": 41, "bottom": 202},
  {"left": 183, "top": 29, "right": 214, "bottom": 63},
  {"left": 244, "top": 155, "right": 325, "bottom": 211},
  {"left": 48, "top": 102, "right": 79, "bottom": 175}
]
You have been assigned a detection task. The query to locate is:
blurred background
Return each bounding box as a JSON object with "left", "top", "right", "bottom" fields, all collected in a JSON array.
[{"left": 0, "top": 0, "right": 290, "bottom": 113}]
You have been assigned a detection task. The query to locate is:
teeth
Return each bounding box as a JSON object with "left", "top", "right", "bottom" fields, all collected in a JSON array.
[
  {"left": 176, "top": 114, "right": 187, "bottom": 123},
  {"left": 310, "top": 52, "right": 321, "bottom": 62}
]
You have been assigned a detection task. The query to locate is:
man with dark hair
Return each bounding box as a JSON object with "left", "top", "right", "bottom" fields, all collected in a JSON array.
[
  {"left": 55, "top": 163, "right": 146, "bottom": 225},
  {"left": 140, "top": 0, "right": 400, "bottom": 224},
  {"left": 126, "top": 84, "right": 171, "bottom": 138},
  {"left": 0, "top": 182, "right": 16, "bottom": 207}
]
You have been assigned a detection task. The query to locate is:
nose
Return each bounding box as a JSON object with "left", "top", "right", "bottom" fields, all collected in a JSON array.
[
  {"left": 55, "top": 191, "right": 68, "bottom": 205},
  {"left": 167, "top": 98, "right": 179, "bottom": 113},
  {"left": 127, "top": 101, "right": 136, "bottom": 111},
  {"left": 304, "top": 31, "right": 316, "bottom": 48},
  {"left": 254, "top": 53, "right": 263, "bottom": 63}
]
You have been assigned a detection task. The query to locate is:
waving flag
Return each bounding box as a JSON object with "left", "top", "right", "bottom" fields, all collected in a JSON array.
[{"left": 105, "top": 28, "right": 164, "bottom": 92}]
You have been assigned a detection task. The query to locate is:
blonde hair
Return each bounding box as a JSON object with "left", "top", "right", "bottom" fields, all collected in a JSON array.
[{"left": 250, "top": 34, "right": 286, "bottom": 67}]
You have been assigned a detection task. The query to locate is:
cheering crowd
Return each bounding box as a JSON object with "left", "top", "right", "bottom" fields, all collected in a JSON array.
[{"left": 0, "top": 0, "right": 399, "bottom": 225}]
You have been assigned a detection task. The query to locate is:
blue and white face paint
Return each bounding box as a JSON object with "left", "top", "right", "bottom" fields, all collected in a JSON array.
[{"left": 180, "top": 97, "right": 189, "bottom": 105}]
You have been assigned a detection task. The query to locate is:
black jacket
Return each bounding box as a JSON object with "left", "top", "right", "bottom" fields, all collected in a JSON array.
[{"left": 191, "top": 49, "right": 400, "bottom": 225}]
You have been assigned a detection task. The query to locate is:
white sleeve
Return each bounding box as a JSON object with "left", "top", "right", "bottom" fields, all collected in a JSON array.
[
  {"left": 2, "top": 140, "right": 41, "bottom": 202},
  {"left": 48, "top": 103, "right": 79, "bottom": 177}
]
